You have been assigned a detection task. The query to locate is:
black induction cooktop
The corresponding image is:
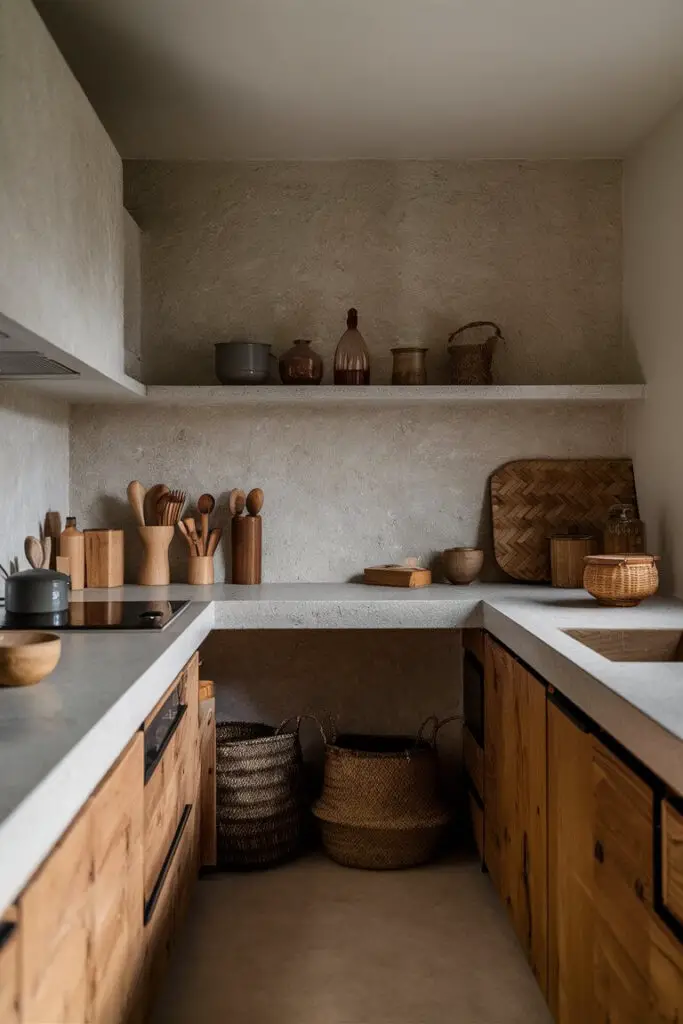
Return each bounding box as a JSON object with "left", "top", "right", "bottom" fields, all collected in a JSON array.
[{"left": 0, "top": 600, "right": 189, "bottom": 631}]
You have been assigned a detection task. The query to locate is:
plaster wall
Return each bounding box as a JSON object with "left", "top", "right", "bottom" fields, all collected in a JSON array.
[
  {"left": 624, "top": 99, "right": 683, "bottom": 595},
  {"left": 125, "top": 160, "right": 627, "bottom": 386},
  {"left": 0, "top": 387, "right": 70, "bottom": 579}
]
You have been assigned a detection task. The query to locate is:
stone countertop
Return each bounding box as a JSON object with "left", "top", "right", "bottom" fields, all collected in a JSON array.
[{"left": 2, "top": 582, "right": 683, "bottom": 914}]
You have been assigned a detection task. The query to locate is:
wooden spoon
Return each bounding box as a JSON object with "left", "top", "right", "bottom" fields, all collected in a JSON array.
[
  {"left": 127, "top": 480, "right": 146, "bottom": 527},
  {"left": 228, "top": 488, "right": 246, "bottom": 517},
  {"left": 183, "top": 518, "right": 201, "bottom": 556},
  {"left": 41, "top": 537, "right": 52, "bottom": 570},
  {"left": 24, "top": 536, "right": 43, "bottom": 570},
  {"left": 145, "top": 484, "right": 169, "bottom": 526},
  {"left": 177, "top": 520, "right": 196, "bottom": 553},
  {"left": 197, "top": 493, "right": 215, "bottom": 556},
  {"left": 246, "top": 488, "right": 264, "bottom": 516},
  {"left": 206, "top": 527, "right": 223, "bottom": 558}
]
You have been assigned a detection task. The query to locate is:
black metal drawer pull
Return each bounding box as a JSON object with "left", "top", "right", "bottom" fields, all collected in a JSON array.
[
  {"left": 144, "top": 704, "right": 187, "bottom": 784},
  {"left": 144, "top": 804, "right": 192, "bottom": 926}
]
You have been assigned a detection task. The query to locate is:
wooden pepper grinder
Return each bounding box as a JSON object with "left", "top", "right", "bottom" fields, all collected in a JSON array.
[
  {"left": 231, "top": 488, "right": 263, "bottom": 584},
  {"left": 59, "top": 516, "right": 85, "bottom": 590}
]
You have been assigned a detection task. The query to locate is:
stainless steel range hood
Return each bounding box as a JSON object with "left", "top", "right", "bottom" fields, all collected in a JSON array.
[{"left": 0, "top": 349, "right": 79, "bottom": 379}]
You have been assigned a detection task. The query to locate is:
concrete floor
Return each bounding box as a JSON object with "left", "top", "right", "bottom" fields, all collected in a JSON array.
[{"left": 152, "top": 853, "right": 552, "bottom": 1024}]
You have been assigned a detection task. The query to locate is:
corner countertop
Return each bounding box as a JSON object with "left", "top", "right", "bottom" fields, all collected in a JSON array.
[{"left": 2, "top": 581, "right": 683, "bottom": 915}]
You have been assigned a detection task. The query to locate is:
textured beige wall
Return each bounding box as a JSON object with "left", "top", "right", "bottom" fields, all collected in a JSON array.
[
  {"left": 0, "top": 386, "right": 70, "bottom": 580},
  {"left": 70, "top": 403, "right": 626, "bottom": 583},
  {"left": 123, "top": 211, "right": 142, "bottom": 380},
  {"left": 0, "top": 0, "right": 123, "bottom": 379},
  {"left": 125, "top": 160, "right": 625, "bottom": 386},
  {"left": 624, "top": 99, "right": 683, "bottom": 596}
]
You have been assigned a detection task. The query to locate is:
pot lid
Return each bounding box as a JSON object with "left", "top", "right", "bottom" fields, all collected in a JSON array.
[
  {"left": 584, "top": 554, "right": 659, "bottom": 565},
  {"left": 7, "top": 568, "right": 71, "bottom": 583}
]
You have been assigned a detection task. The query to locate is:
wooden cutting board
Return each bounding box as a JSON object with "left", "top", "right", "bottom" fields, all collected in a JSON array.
[{"left": 490, "top": 458, "right": 638, "bottom": 582}]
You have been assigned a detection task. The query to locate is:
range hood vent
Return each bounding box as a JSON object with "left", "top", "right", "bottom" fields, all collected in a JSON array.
[{"left": 0, "top": 351, "right": 79, "bottom": 379}]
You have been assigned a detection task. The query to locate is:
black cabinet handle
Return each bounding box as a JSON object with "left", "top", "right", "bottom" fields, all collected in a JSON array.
[
  {"left": 0, "top": 920, "right": 15, "bottom": 952},
  {"left": 594, "top": 840, "right": 605, "bottom": 864},
  {"left": 144, "top": 703, "right": 187, "bottom": 784},
  {"left": 144, "top": 804, "right": 192, "bottom": 926},
  {"left": 548, "top": 687, "right": 593, "bottom": 734}
]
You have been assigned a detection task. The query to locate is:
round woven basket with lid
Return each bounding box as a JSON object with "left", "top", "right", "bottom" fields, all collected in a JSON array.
[{"left": 583, "top": 553, "right": 659, "bottom": 607}]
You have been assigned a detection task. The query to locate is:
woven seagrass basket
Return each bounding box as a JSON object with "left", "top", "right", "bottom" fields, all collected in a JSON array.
[
  {"left": 215, "top": 718, "right": 307, "bottom": 869},
  {"left": 313, "top": 717, "right": 456, "bottom": 870}
]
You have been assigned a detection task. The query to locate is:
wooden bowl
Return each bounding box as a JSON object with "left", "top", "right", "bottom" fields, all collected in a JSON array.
[
  {"left": 0, "top": 631, "right": 61, "bottom": 687},
  {"left": 442, "top": 548, "right": 484, "bottom": 585}
]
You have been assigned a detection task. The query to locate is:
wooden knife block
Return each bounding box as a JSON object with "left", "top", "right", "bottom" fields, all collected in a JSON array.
[{"left": 231, "top": 516, "right": 262, "bottom": 584}]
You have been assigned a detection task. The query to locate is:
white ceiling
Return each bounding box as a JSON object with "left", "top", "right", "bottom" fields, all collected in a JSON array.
[{"left": 37, "top": 0, "right": 683, "bottom": 160}]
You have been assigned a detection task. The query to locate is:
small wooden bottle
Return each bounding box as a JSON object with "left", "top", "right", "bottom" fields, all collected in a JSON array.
[{"left": 59, "top": 516, "right": 85, "bottom": 590}]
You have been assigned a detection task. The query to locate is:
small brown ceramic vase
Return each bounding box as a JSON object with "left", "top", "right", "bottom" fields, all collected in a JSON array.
[{"left": 279, "top": 340, "right": 324, "bottom": 385}]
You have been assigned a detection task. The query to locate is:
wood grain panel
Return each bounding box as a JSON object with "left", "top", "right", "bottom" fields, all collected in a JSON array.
[
  {"left": 662, "top": 798, "right": 683, "bottom": 928},
  {"left": 20, "top": 809, "right": 92, "bottom": 1023},
  {"left": 90, "top": 733, "right": 144, "bottom": 1024},
  {"left": 483, "top": 635, "right": 547, "bottom": 994},
  {"left": 547, "top": 697, "right": 596, "bottom": 1023},
  {"left": 591, "top": 737, "right": 654, "bottom": 1022},
  {"left": 199, "top": 696, "right": 217, "bottom": 868},
  {"left": 144, "top": 710, "right": 189, "bottom": 903}
]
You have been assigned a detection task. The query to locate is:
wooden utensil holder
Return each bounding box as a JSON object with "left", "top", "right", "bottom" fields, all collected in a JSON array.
[
  {"left": 232, "top": 516, "right": 262, "bottom": 584},
  {"left": 84, "top": 529, "right": 124, "bottom": 588},
  {"left": 187, "top": 556, "right": 214, "bottom": 585},
  {"left": 137, "top": 526, "right": 174, "bottom": 586}
]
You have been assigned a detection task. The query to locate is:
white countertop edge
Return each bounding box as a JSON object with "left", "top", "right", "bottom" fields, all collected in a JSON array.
[{"left": 0, "top": 603, "right": 214, "bottom": 912}]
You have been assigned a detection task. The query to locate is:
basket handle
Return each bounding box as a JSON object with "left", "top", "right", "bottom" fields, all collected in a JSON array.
[
  {"left": 432, "top": 714, "right": 464, "bottom": 742},
  {"left": 275, "top": 713, "right": 333, "bottom": 745},
  {"left": 416, "top": 715, "right": 441, "bottom": 747},
  {"left": 447, "top": 321, "right": 503, "bottom": 352}
]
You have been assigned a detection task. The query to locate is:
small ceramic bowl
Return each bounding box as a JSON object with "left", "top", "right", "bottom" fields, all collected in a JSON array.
[
  {"left": 0, "top": 631, "right": 61, "bottom": 687},
  {"left": 442, "top": 548, "right": 484, "bottom": 585}
]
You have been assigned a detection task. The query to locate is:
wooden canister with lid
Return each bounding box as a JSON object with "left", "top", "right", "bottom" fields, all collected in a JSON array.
[{"left": 550, "top": 534, "right": 598, "bottom": 588}]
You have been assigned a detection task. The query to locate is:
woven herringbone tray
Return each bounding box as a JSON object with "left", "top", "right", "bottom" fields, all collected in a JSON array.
[{"left": 491, "top": 459, "right": 638, "bottom": 582}]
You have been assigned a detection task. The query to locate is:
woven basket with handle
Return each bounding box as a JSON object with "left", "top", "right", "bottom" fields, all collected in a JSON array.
[
  {"left": 313, "top": 716, "right": 459, "bottom": 870},
  {"left": 216, "top": 717, "right": 314, "bottom": 869}
]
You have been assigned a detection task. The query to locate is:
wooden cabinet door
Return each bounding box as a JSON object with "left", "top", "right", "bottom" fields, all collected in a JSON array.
[
  {"left": 89, "top": 732, "right": 144, "bottom": 1024},
  {"left": 484, "top": 636, "right": 547, "bottom": 994},
  {"left": 547, "top": 693, "right": 598, "bottom": 1023},
  {"left": 591, "top": 737, "right": 655, "bottom": 1023},
  {"left": 199, "top": 695, "right": 217, "bottom": 868},
  {"left": 20, "top": 810, "right": 92, "bottom": 1024}
]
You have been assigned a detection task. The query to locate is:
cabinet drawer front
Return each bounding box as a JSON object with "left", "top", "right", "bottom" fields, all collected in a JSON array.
[
  {"left": 0, "top": 917, "right": 20, "bottom": 1024},
  {"left": 662, "top": 797, "right": 683, "bottom": 928},
  {"left": 144, "top": 707, "right": 190, "bottom": 903},
  {"left": 463, "top": 725, "right": 484, "bottom": 802},
  {"left": 143, "top": 804, "right": 197, "bottom": 1013},
  {"left": 20, "top": 811, "right": 92, "bottom": 1023}
]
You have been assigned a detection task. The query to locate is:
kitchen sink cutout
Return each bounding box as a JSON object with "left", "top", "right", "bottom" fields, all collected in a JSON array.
[{"left": 564, "top": 628, "right": 683, "bottom": 662}]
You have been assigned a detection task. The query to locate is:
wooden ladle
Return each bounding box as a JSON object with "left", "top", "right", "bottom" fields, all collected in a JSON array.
[{"left": 197, "top": 493, "right": 216, "bottom": 556}]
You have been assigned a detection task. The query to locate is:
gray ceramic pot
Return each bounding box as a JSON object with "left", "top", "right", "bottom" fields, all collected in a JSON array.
[
  {"left": 215, "top": 341, "right": 271, "bottom": 385},
  {"left": 4, "top": 568, "right": 70, "bottom": 614}
]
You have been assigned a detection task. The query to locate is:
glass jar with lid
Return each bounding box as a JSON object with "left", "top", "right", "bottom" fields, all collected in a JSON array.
[{"left": 603, "top": 503, "right": 645, "bottom": 554}]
